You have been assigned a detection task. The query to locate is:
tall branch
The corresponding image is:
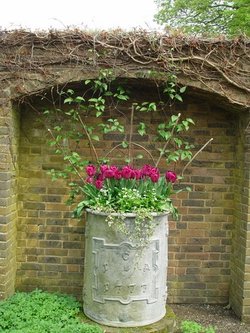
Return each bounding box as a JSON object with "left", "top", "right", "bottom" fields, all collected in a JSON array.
[{"left": 181, "top": 138, "right": 214, "bottom": 177}]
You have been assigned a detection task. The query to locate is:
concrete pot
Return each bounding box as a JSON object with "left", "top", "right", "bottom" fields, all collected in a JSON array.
[{"left": 83, "top": 209, "right": 169, "bottom": 327}]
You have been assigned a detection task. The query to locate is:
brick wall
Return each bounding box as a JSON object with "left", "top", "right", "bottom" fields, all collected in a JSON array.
[
  {"left": 243, "top": 117, "right": 250, "bottom": 321},
  {"left": 15, "top": 88, "right": 237, "bottom": 304},
  {"left": 230, "top": 113, "right": 250, "bottom": 320},
  {"left": 167, "top": 102, "right": 235, "bottom": 304},
  {"left": 0, "top": 99, "right": 19, "bottom": 299},
  {"left": 16, "top": 105, "right": 84, "bottom": 296}
]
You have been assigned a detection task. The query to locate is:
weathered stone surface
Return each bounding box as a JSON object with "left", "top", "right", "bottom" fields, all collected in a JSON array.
[{"left": 79, "top": 305, "right": 176, "bottom": 333}]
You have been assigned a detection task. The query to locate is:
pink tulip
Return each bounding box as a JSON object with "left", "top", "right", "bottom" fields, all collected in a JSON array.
[
  {"left": 86, "top": 176, "right": 94, "bottom": 184},
  {"left": 100, "top": 164, "right": 109, "bottom": 174},
  {"left": 121, "top": 165, "right": 132, "bottom": 179},
  {"left": 95, "top": 179, "right": 103, "bottom": 189},
  {"left": 165, "top": 171, "right": 177, "bottom": 183},
  {"left": 86, "top": 164, "right": 96, "bottom": 177},
  {"left": 104, "top": 169, "right": 115, "bottom": 178},
  {"left": 150, "top": 172, "right": 160, "bottom": 183}
]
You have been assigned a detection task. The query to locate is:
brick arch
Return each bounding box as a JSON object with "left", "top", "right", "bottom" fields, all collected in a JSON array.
[
  {"left": 4, "top": 69, "right": 247, "bottom": 111},
  {"left": 0, "top": 31, "right": 248, "bottom": 111},
  {"left": 0, "top": 30, "right": 249, "bottom": 321}
]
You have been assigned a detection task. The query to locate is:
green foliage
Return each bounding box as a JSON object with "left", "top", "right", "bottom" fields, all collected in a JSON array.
[
  {"left": 44, "top": 70, "right": 193, "bottom": 184},
  {"left": 43, "top": 69, "right": 197, "bottom": 245},
  {"left": 99, "top": 118, "right": 124, "bottom": 134},
  {"left": 155, "top": 0, "right": 250, "bottom": 36},
  {"left": 163, "top": 74, "right": 187, "bottom": 102},
  {"left": 0, "top": 289, "right": 103, "bottom": 333},
  {"left": 181, "top": 320, "right": 216, "bottom": 333},
  {"left": 80, "top": 176, "right": 176, "bottom": 214},
  {"left": 157, "top": 114, "right": 195, "bottom": 164}
]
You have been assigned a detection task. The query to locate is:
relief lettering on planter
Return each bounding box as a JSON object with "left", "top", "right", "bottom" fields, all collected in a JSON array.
[{"left": 92, "top": 237, "right": 159, "bottom": 304}]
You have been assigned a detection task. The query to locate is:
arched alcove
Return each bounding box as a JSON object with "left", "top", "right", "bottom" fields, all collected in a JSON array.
[
  {"left": 14, "top": 77, "right": 240, "bottom": 303},
  {"left": 0, "top": 30, "right": 249, "bottom": 320}
]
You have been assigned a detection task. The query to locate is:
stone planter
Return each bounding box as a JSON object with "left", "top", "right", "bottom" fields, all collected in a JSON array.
[{"left": 83, "top": 209, "right": 169, "bottom": 327}]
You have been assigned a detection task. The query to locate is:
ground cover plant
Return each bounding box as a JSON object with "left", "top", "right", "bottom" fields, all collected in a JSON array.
[
  {"left": 0, "top": 289, "right": 103, "bottom": 333},
  {"left": 0, "top": 289, "right": 221, "bottom": 333},
  {"left": 180, "top": 320, "right": 216, "bottom": 333}
]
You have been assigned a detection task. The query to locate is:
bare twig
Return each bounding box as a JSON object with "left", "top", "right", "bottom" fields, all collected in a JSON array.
[
  {"left": 104, "top": 142, "right": 156, "bottom": 165},
  {"left": 181, "top": 138, "right": 214, "bottom": 176},
  {"left": 128, "top": 105, "right": 134, "bottom": 164},
  {"left": 75, "top": 113, "right": 99, "bottom": 163}
]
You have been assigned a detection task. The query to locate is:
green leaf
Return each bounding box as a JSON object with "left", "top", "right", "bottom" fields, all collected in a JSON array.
[
  {"left": 89, "top": 98, "right": 98, "bottom": 103},
  {"left": 138, "top": 122, "right": 146, "bottom": 136},
  {"left": 158, "top": 123, "right": 166, "bottom": 130},
  {"left": 174, "top": 138, "right": 183, "bottom": 147},
  {"left": 158, "top": 130, "right": 171, "bottom": 140},
  {"left": 96, "top": 111, "right": 102, "bottom": 117},
  {"left": 187, "top": 118, "right": 195, "bottom": 125},
  {"left": 167, "top": 154, "right": 179, "bottom": 163},
  {"left": 171, "top": 115, "right": 179, "bottom": 122},
  {"left": 91, "top": 135, "right": 100, "bottom": 141},
  {"left": 149, "top": 102, "right": 157, "bottom": 111},
  {"left": 122, "top": 141, "right": 128, "bottom": 148},
  {"left": 175, "top": 94, "right": 183, "bottom": 102},
  {"left": 104, "top": 91, "right": 113, "bottom": 96},
  {"left": 116, "top": 94, "right": 129, "bottom": 101},
  {"left": 75, "top": 96, "right": 85, "bottom": 103},
  {"left": 139, "top": 107, "right": 148, "bottom": 112},
  {"left": 64, "top": 97, "right": 73, "bottom": 104},
  {"left": 66, "top": 89, "right": 74, "bottom": 95}
]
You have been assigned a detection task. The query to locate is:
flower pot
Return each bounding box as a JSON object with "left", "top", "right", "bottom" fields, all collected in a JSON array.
[{"left": 83, "top": 209, "right": 169, "bottom": 327}]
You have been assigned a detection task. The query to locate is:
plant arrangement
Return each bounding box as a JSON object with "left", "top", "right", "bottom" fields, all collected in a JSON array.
[
  {"left": 44, "top": 70, "right": 210, "bottom": 245},
  {"left": 83, "top": 163, "right": 178, "bottom": 214}
]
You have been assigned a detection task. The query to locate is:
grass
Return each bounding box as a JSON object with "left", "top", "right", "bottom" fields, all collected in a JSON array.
[{"left": 0, "top": 289, "right": 103, "bottom": 333}]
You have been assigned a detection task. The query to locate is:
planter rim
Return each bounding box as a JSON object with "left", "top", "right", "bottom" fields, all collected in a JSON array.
[{"left": 86, "top": 208, "right": 169, "bottom": 218}]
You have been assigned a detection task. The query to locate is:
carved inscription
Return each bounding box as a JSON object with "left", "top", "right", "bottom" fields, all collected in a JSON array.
[{"left": 92, "top": 238, "right": 160, "bottom": 304}]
